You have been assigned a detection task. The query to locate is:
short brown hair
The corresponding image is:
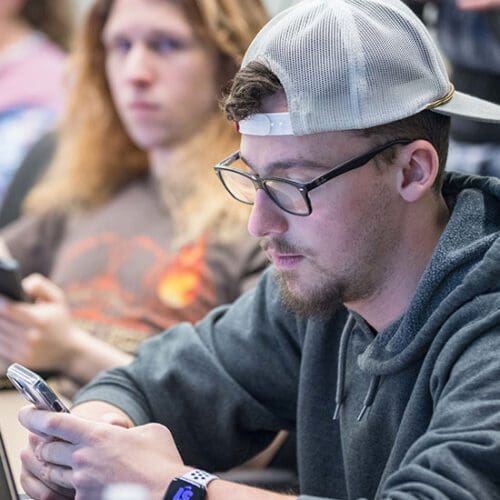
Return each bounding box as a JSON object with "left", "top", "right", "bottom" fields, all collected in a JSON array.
[{"left": 224, "top": 61, "right": 451, "bottom": 191}]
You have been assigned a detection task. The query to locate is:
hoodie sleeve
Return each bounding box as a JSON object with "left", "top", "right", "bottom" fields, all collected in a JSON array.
[
  {"left": 378, "top": 316, "right": 500, "bottom": 499},
  {"left": 74, "top": 269, "right": 303, "bottom": 471}
]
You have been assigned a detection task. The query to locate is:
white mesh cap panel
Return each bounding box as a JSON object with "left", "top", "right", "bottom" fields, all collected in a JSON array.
[
  {"left": 353, "top": 0, "right": 450, "bottom": 125},
  {"left": 242, "top": 0, "right": 452, "bottom": 134}
]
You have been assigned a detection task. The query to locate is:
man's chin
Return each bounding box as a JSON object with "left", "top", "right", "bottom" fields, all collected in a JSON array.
[{"left": 274, "top": 269, "right": 342, "bottom": 319}]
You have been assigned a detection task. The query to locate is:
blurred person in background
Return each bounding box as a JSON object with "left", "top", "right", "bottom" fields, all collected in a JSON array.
[
  {"left": 412, "top": 0, "right": 500, "bottom": 176},
  {"left": 0, "top": 0, "right": 72, "bottom": 205},
  {"left": 0, "top": 0, "right": 269, "bottom": 394},
  {"left": 438, "top": 0, "right": 500, "bottom": 177}
]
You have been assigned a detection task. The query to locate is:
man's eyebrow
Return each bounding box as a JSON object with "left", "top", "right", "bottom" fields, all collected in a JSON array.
[
  {"left": 102, "top": 27, "right": 183, "bottom": 43},
  {"left": 239, "top": 154, "right": 328, "bottom": 173}
]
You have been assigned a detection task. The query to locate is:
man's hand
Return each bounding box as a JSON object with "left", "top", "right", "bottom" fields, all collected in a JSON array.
[
  {"left": 456, "top": 0, "right": 500, "bottom": 10},
  {"left": 0, "top": 274, "right": 84, "bottom": 372},
  {"left": 72, "top": 400, "right": 135, "bottom": 428},
  {"left": 18, "top": 406, "right": 189, "bottom": 499}
]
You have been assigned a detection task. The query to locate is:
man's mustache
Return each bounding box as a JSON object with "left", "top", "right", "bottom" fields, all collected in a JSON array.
[{"left": 260, "top": 238, "right": 306, "bottom": 256}]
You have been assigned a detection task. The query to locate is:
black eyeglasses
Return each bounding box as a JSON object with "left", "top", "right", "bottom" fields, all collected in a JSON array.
[{"left": 213, "top": 139, "right": 411, "bottom": 216}]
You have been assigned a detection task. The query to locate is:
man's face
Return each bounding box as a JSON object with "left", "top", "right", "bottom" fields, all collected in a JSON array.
[
  {"left": 102, "top": 0, "right": 219, "bottom": 150},
  {"left": 241, "top": 129, "right": 404, "bottom": 317}
]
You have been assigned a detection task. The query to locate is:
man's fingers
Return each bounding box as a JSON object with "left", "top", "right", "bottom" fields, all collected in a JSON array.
[
  {"left": 46, "top": 463, "right": 74, "bottom": 490},
  {"left": 21, "top": 446, "right": 75, "bottom": 493},
  {"left": 19, "top": 406, "right": 93, "bottom": 444},
  {"left": 37, "top": 439, "right": 75, "bottom": 467},
  {"left": 21, "top": 467, "right": 73, "bottom": 500},
  {"left": 19, "top": 408, "right": 57, "bottom": 439},
  {"left": 29, "top": 431, "right": 50, "bottom": 449}
]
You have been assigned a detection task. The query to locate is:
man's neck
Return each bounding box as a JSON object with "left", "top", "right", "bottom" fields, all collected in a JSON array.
[{"left": 346, "top": 197, "right": 450, "bottom": 332}]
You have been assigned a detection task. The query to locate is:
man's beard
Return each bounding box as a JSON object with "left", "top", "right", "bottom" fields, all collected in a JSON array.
[
  {"left": 264, "top": 231, "right": 389, "bottom": 319},
  {"left": 263, "top": 238, "right": 347, "bottom": 318},
  {"left": 275, "top": 269, "right": 345, "bottom": 318},
  {"left": 273, "top": 256, "right": 383, "bottom": 319}
]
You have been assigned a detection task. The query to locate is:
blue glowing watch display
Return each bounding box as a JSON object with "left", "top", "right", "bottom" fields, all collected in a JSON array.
[{"left": 164, "top": 469, "right": 218, "bottom": 500}]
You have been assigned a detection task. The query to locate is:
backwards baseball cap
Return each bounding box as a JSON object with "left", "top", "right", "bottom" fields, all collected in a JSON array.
[{"left": 238, "top": 0, "right": 500, "bottom": 136}]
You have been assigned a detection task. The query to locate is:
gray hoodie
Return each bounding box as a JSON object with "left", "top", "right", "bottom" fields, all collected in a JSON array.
[{"left": 76, "top": 172, "right": 500, "bottom": 499}]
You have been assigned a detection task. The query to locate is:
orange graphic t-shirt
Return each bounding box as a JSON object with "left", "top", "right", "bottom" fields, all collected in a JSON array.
[{"left": 2, "top": 179, "right": 265, "bottom": 355}]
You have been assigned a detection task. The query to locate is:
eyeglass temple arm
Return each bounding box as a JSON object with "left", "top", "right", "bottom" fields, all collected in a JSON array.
[{"left": 305, "top": 139, "right": 411, "bottom": 190}]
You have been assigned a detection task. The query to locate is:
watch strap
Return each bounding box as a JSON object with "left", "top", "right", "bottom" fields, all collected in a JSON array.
[
  {"left": 164, "top": 469, "right": 218, "bottom": 500},
  {"left": 182, "top": 469, "right": 218, "bottom": 488}
]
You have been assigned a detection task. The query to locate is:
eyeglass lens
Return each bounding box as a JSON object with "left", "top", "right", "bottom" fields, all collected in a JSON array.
[
  {"left": 219, "top": 168, "right": 309, "bottom": 215},
  {"left": 265, "top": 180, "right": 308, "bottom": 214},
  {"left": 218, "top": 169, "right": 255, "bottom": 204}
]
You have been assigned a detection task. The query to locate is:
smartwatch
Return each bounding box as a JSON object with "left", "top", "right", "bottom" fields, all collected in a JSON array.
[{"left": 164, "top": 469, "right": 218, "bottom": 500}]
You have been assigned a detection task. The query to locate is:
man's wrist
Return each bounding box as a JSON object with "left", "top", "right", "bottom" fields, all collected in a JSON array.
[{"left": 163, "top": 468, "right": 219, "bottom": 500}]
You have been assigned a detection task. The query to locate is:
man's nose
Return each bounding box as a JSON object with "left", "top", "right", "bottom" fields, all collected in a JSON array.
[
  {"left": 124, "top": 44, "right": 155, "bottom": 85},
  {"left": 247, "top": 189, "right": 288, "bottom": 238}
]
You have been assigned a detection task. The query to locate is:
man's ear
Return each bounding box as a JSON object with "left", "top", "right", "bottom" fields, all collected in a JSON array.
[{"left": 395, "top": 140, "right": 439, "bottom": 202}]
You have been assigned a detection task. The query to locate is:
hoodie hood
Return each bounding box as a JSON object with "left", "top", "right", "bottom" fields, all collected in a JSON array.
[{"left": 357, "top": 171, "right": 500, "bottom": 376}]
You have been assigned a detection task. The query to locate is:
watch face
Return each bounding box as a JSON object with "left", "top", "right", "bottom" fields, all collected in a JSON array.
[{"left": 165, "top": 479, "right": 206, "bottom": 500}]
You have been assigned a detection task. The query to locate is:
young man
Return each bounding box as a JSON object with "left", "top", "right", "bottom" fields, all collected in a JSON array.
[{"left": 16, "top": 1, "right": 500, "bottom": 499}]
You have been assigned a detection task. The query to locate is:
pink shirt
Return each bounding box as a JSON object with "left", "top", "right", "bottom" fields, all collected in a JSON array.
[{"left": 0, "top": 32, "right": 66, "bottom": 112}]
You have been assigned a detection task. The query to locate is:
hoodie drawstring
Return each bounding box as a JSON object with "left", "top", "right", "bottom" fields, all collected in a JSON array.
[
  {"left": 357, "top": 375, "right": 380, "bottom": 421},
  {"left": 332, "top": 315, "right": 382, "bottom": 422},
  {"left": 332, "top": 315, "right": 355, "bottom": 420}
]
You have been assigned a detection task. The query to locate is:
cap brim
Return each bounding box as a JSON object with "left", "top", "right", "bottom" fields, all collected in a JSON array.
[{"left": 432, "top": 90, "right": 500, "bottom": 124}]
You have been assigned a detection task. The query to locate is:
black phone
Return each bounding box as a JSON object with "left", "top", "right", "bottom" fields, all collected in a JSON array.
[
  {"left": 0, "top": 259, "right": 27, "bottom": 302},
  {"left": 6, "top": 363, "right": 69, "bottom": 413}
]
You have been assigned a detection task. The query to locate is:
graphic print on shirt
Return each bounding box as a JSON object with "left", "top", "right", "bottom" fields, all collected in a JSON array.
[
  {"left": 54, "top": 232, "right": 216, "bottom": 350},
  {"left": 157, "top": 235, "right": 209, "bottom": 308}
]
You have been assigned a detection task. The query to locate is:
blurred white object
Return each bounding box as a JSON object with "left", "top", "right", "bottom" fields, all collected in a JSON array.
[{"left": 102, "top": 483, "right": 151, "bottom": 500}]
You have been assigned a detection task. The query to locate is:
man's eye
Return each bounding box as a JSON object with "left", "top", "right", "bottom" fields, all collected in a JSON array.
[
  {"left": 107, "top": 37, "right": 131, "bottom": 54},
  {"left": 148, "top": 36, "right": 185, "bottom": 53}
]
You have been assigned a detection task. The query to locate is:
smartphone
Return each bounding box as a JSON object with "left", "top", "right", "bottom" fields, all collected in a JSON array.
[
  {"left": 0, "top": 260, "right": 27, "bottom": 302},
  {"left": 6, "top": 363, "right": 69, "bottom": 413}
]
